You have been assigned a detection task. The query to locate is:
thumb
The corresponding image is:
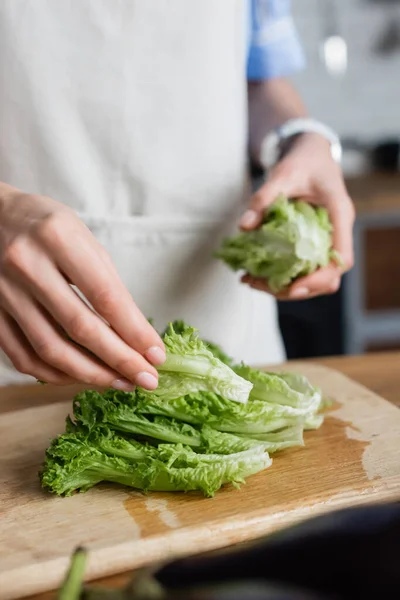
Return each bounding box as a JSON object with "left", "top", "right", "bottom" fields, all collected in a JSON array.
[{"left": 240, "top": 177, "right": 292, "bottom": 231}]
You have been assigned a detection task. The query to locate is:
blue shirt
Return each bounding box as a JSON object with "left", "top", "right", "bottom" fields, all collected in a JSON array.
[{"left": 247, "top": 0, "right": 305, "bottom": 80}]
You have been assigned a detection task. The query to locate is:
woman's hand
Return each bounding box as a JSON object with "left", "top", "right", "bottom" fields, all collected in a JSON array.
[
  {"left": 240, "top": 133, "right": 355, "bottom": 300},
  {"left": 0, "top": 184, "right": 165, "bottom": 389}
]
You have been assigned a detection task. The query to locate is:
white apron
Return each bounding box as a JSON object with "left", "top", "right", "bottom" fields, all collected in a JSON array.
[{"left": 0, "top": 0, "right": 285, "bottom": 385}]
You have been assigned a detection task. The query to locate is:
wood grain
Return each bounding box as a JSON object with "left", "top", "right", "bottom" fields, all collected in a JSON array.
[
  {"left": 315, "top": 353, "right": 400, "bottom": 409},
  {"left": 1, "top": 361, "right": 400, "bottom": 600}
]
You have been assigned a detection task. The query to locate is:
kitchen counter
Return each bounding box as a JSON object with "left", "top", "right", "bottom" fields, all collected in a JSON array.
[
  {"left": 314, "top": 351, "right": 400, "bottom": 408},
  {"left": 1, "top": 352, "right": 397, "bottom": 600}
]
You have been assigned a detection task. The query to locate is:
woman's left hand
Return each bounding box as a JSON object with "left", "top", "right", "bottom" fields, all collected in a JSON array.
[{"left": 239, "top": 133, "right": 355, "bottom": 300}]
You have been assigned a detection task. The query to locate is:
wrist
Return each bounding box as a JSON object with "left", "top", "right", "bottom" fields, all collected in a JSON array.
[
  {"left": 260, "top": 118, "right": 342, "bottom": 172},
  {"left": 286, "top": 131, "right": 331, "bottom": 155}
]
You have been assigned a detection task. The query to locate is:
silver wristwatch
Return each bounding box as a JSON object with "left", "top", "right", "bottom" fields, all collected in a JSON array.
[{"left": 260, "top": 118, "right": 342, "bottom": 171}]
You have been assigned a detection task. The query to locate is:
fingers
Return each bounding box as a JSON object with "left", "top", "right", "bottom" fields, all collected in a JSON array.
[
  {"left": 240, "top": 179, "right": 284, "bottom": 231},
  {"left": 290, "top": 188, "right": 354, "bottom": 298},
  {"left": 239, "top": 160, "right": 302, "bottom": 231},
  {"left": 0, "top": 195, "right": 164, "bottom": 389},
  {"left": 0, "top": 308, "right": 75, "bottom": 386},
  {"left": 240, "top": 175, "right": 354, "bottom": 298},
  {"left": 241, "top": 274, "right": 273, "bottom": 294},
  {"left": 327, "top": 192, "right": 355, "bottom": 271},
  {"left": 3, "top": 222, "right": 162, "bottom": 389},
  {"left": 239, "top": 133, "right": 355, "bottom": 298},
  {"left": 0, "top": 262, "right": 158, "bottom": 390},
  {"left": 240, "top": 274, "right": 293, "bottom": 300},
  {"left": 241, "top": 267, "right": 341, "bottom": 300},
  {"left": 35, "top": 266, "right": 160, "bottom": 387},
  {"left": 35, "top": 216, "right": 166, "bottom": 363},
  {"left": 288, "top": 264, "right": 342, "bottom": 299},
  {"left": 0, "top": 282, "right": 128, "bottom": 389}
]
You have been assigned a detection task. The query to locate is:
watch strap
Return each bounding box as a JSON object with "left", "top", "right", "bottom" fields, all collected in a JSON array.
[{"left": 260, "top": 118, "right": 342, "bottom": 170}]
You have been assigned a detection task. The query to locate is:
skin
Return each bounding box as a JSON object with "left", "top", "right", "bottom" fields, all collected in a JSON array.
[
  {"left": 0, "top": 184, "right": 165, "bottom": 390},
  {"left": 0, "top": 80, "right": 354, "bottom": 388},
  {"left": 244, "top": 79, "right": 355, "bottom": 300}
]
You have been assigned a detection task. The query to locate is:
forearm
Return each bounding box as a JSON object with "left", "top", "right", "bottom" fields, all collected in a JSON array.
[{"left": 248, "top": 78, "right": 307, "bottom": 167}]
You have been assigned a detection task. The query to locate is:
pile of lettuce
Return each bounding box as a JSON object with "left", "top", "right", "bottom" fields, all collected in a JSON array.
[
  {"left": 215, "top": 195, "right": 342, "bottom": 292},
  {"left": 40, "top": 322, "right": 324, "bottom": 498}
]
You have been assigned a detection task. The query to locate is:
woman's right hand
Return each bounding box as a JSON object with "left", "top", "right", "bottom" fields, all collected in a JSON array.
[{"left": 0, "top": 183, "right": 165, "bottom": 390}]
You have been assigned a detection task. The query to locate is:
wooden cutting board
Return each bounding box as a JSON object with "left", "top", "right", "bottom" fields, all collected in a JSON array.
[{"left": 1, "top": 363, "right": 400, "bottom": 600}]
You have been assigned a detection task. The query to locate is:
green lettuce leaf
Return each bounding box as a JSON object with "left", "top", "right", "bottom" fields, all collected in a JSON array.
[
  {"left": 136, "top": 390, "right": 304, "bottom": 434},
  {"left": 163, "top": 320, "right": 234, "bottom": 366},
  {"left": 199, "top": 424, "right": 274, "bottom": 454},
  {"left": 201, "top": 423, "right": 304, "bottom": 454},
  {"left": 215, "top": 195, "right": 342, "bottom": 292},
  {"left": 72, "top": 390, "right": 202, "bottom": 447},
  {"left": 156, "top": 322, "right": 252, "bottom": 403},
  {"left": 40, "top": 317, "right": 327, "bottom": 500},
  {"left": 71, "top": 389, "right": 303, "bottom": 451},
  {"left": 234, "top": 366, "right": 322, "bottom": 410},
  {"left": 40, "top": 432, "right": 271, "bottom": 497},
  {"left": 236, "top": 424, "right": 304, "bottom": 452},
  {"left": 69, "top": 425, "right": 270, "bottom": 469},
  {"left": 303, "top": 414, "right": 325, "bottom": 430},
  {"left": 63, "top": 422, "right": 270, "bottom": 464}
]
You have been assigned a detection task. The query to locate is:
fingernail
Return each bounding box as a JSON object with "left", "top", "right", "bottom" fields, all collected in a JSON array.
[
  {"left": 112, "top": 379, "right": 136, "bottom": 392},
  {"left": 145, "top": 346, "right": 166, "bottom": 365},
  {"left": 240, "top": 210, "right": 259, "bottom": 228},
  {"left": 136, "top": 372, "right": 158, "bottom": 390},
  {"left": 290, "top": 287, "right": 309, "bottom": 299}
]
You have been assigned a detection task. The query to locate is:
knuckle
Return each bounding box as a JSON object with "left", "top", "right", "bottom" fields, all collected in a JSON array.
[
  {"left": 86, "top": 370, "right": 114, "bottom": 388},
  {"left": 1, "top": 238, "right": 28, "bottom": 271},
  {"left": 64, "top": 365, "right": 89, "bottom": 384},
  {"left": 250, "top": 191, "right": 265, "bottom": 210},
  {"left": 59, "top": 356, "right": 113, "bottom": 387},
  {"left": 115, "top": 356, "right": 148, "bottom": 377},
  {"left": 345, "top": 256, "right": 355, "bottom": 271},
  {"left": 114, "top": 356, "right": 138, "bottom": 376},
  {"left": 11, "top": 353, "right": 32, "bottom": 375},
  {"left": 92, "top": 287, "right": 119, "bottom": 317},
  {"left": 327, "top": 278, "right": 341, "bottom": 294},
  {"left": 339, "top": 250, "right": 354, "bottom": 272},
  {"left": 35, "top": 340, "right": 61, "bottom": 364},
  {"left": 67, "top": 312, "right": 98, "bottom": 344},
  {"left": 34, "top": 213, "right": 66, "bottom": 247}
]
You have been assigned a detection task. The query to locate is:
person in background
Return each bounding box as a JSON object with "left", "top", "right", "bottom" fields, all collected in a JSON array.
[{"left": 0, "top": 1, "right": 354, "bottom": 390}]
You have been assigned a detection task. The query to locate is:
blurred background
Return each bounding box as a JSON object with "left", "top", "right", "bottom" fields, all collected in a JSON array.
[{"left": 268, "top": 0, "right": 400, "bottom": 360}]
